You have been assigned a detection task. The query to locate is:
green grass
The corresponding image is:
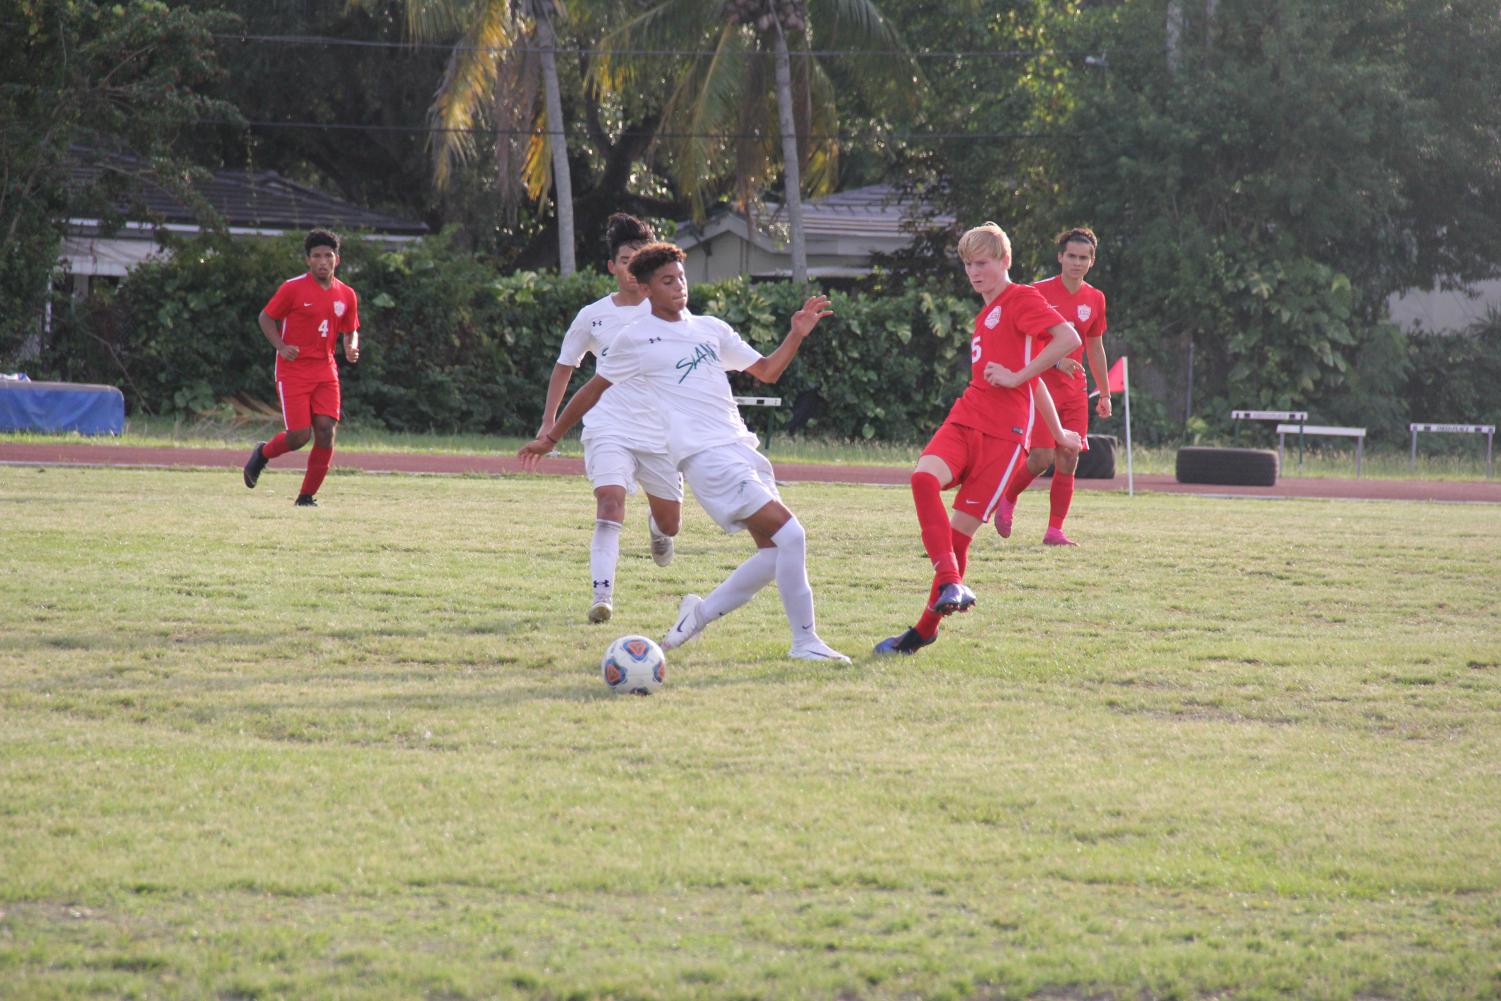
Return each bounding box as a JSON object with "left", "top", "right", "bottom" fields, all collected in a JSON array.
[
  {"left": 5, "top": 413, "right": 1495, "bottom": 480},
  {"left": 2, "top": 466, "right": 1500, "bottom": 999}
]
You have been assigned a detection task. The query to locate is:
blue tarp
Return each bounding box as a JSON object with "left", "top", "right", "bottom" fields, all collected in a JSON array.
[{"left": 0, "top": 380, "right": 125, "bottom": 435}]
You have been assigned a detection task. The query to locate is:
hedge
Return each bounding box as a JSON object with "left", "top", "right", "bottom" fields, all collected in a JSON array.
[{"left": 39, "top": 230, "right": 1493, "bottom": 445}]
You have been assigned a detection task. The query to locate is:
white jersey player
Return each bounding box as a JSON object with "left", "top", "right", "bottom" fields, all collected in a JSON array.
[
  {"left": 537, "top": 214, "right": 683, "bottom": 624},
  {"left": 522, "top": 242, "right": 849, "bottom": 663}
]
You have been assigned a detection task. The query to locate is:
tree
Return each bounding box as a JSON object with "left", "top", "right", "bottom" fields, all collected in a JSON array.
[
  {"left": 592, "top": 0, "right": 916, "bottom": 284},
  {"left": 1060, "top": 0, "right": 1501, "bottom": 432},
  {"left": 0, "top": 0, "right": 238, "bottom": 366},
  {"left": 364, "top": 0, "right": 581, "bottom": 273}
]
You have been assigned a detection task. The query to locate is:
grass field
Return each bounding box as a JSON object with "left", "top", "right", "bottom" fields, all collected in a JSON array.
[{"left": 2, "top": 466, "right": 1499, "bottom": 999}]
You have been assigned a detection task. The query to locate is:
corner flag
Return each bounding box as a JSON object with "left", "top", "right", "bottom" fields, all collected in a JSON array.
[{"left": 1107, "top": 357, "right": 1127, "bottom": 395}]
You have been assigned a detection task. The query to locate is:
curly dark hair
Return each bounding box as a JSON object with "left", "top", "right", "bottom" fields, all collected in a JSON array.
[
  {"left": 626, "top": 242, "right": 687, "bottom": 283},
  {"left": 605, "top": 213, "right": 656, "bottom": 259},
  {"left": 304, "top": 229, "right": 341, "bottom": 255}
]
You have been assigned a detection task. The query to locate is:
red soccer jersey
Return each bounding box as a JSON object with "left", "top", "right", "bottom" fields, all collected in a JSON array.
[
  {"left": 944, "top": 282, "right": 1066, "bottom": 445},
  {"left": 1033, "top": 275, "right": 1107, "bottom": 401},
  {"left": 263, "top": 273, "right": 359, "bottom": 383}
]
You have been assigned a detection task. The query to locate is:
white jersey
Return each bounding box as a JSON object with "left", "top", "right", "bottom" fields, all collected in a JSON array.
[
  {"left": 556, "top": 294, "right": 664, "bottom": 451},
  {"left": 597, "top": 310, "right": 764, "bottom": 467}
]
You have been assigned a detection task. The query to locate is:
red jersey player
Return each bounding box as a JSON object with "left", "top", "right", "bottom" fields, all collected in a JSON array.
[
  {"left": 242, "top": 229, "right": 360, "bottom": 506},
  {"left": 875, "top": 222, "right": 1083, "bottom": 656},
  {"left": 996, "top": 227, "right": 1112, "bottom": 545}
]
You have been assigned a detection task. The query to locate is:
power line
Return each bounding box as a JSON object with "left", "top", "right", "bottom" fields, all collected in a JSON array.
[
  {"left": 213, "top": 32, "right": 1107, "bottom": 62},
  {"left": 212, "top": 118, "right": 1065, "bottom": 144}
]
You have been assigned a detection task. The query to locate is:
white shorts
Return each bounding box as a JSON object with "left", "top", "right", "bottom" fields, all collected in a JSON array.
[
  {"left": 583, "top": 436, "right": 683, "bottom": 501},
  {"left": 681, "top": 442, "right": 782, "bottom": 533}
]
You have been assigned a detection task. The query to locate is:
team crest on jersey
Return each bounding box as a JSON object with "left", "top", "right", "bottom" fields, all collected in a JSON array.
[
  {"left": 984, "top": 306, "right": 1002, "bottom": 329},
  {"left": 1076, "top": 304, "right": 1092, "bottom": 322},
  {"left": 333, "top": 301, "right": 347, "bottom": 318}
]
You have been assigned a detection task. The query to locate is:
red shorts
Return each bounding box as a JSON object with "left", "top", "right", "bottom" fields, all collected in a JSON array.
[
  {"left": 277, "top": 379, "right": 341, "bottom": 431},
  {"left": 921, "top": 421, "right": 1029, "bottom": 524},
  {"left": 1031, "top": 388, "right": 1089, "bottom": 451}
]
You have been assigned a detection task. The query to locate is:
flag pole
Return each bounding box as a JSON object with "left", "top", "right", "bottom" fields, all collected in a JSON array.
[{"left": 1123, "top": 356, "right": 1134, "bottom": 497}]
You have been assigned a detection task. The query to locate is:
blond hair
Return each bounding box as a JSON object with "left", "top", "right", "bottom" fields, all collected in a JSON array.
[{"left": 957, "top": 222, "right": 1011, "bottom": 264}]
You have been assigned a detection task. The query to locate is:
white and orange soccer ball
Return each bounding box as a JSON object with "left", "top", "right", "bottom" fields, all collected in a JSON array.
[{"left": 601, "top": 635, "right": 666, "bottom": 696}]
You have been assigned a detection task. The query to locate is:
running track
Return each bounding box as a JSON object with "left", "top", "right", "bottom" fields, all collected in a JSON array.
[{"left": 2, "top": 441, "right": 1498, "bottom": 503}]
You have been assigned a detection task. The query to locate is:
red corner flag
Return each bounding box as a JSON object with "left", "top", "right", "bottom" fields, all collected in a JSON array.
[{"left": 1106, "top": 357, "right": 1127, "bottom": 394}]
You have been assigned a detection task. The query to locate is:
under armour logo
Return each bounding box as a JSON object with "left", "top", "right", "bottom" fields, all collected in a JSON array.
[
  {"left": 592, "top": 579, "right": 610, "bottom": 588},
  {"left": 647, "top": 336, "right": 662, "bottom": 344}
]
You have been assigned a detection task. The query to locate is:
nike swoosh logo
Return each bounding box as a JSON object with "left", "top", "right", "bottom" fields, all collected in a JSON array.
[
  {"left": 303, "top": 303, "right": 313, "bottom": 307},
  {"left": 675, "top": 615, "right": 691, "bottom": 631},
  {"left": 801, "top": 624, "right": 813, "bottom": 631}
]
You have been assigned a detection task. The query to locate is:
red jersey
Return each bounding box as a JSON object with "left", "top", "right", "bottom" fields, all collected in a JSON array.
[
  {"left": 944, "top": 282, "right": 1066, "bottom": 445},
  {"left": 1033, "top": 275, "right": 1106, "bottom": 401},
  {"left": 263, "top": 273, "right": 359, "bottom": 383}
]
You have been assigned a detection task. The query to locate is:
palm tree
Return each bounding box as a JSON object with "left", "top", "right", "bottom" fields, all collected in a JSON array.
[
  {"left": 370, "top": 0, "right": 579, "bottom": 274},
  {"left": 592, "top": 0, "right": 915, "bottom": 284}
]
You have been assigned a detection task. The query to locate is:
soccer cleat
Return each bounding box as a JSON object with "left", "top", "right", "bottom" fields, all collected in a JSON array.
[
  {"left": 1042, "top": 527, "right": 1078, "bottom": 547},
  {"left": 588, "top": 601, "right": 613, "bottom": 624},
  {"left": 929, "top": 581, "right": 977, "bottom": 616},
  {"left": 873, "top": 627, "right": 937, "bottom": 656},
  {"left": 648, "top": 516, "right": 675, "bottom": 567},
  {"left": 243, "top": 442, "right": 268, "bottom": 489},
  {"left": 294, "top": 494, "right": 318, "bottom": 507},
  {"left": 995, "top": 497, "right": 1016, "bottom": 538},
  {"left": 661, "top": 594, "right": 705, "bottom": 650},
  {"left": 789, "top": 638, "right": 852, "bottom": 663}
]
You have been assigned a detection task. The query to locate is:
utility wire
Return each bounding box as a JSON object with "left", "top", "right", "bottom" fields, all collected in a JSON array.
[
  {"left": 212, "top": 118, "right": 1065, "bottom": 143},
  {"left": 213, "top": 32, "right": 1108, "bottom": 61}
]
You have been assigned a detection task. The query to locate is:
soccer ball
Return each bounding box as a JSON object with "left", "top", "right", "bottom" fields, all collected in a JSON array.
[{"left": 601, "top": 634, "right": 666, "bottom": 696}]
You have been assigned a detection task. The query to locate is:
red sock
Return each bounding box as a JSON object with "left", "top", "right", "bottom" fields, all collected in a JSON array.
[
  {"left": 911, "top": 471, "right": 959, "bottom": 586},
  {"left": 1049, "top": 472, "right": 1075, "bottom": 530},
  {"left": 915, "top": 527, "right": 974, "bottom": 639},
  {"left": 299, "top": 446, "right": 332, "bottom": 497},
  {"left": 261, "top": 432, "right": 293, "bottom": 460},
  {"left": 1004, "top": 461, "right": 1039, "bottom": 503}
]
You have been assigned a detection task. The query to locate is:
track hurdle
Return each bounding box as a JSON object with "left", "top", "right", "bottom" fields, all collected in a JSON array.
[{"left": 1409, "top": 423, "right": 1496, "bottom": 477}]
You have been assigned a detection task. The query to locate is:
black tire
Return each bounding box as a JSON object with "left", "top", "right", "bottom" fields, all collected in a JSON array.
[
  {"left": 1075, "top": 434, "right": 1118, "bottom": 479},
  {"left": 1175, "top": 446, "right": 1278, "bottom": 487}
]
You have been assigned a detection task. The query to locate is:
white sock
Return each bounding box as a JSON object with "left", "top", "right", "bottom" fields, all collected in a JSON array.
[
  {"left": 698, "top": 548, "right": 777, "bottom": 622},
  {"left": 648, "top": 513, "right": 666, "bottom": 538},
  {"left": 590, "top": 519, "right": 622, "bottom": 602},
  {"left": 771, "top": 517, "right": 817, "bottom": 645}
]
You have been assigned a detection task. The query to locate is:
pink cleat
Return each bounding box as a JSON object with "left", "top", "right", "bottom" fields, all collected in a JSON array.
[
  {"left": 1042, "top": 527, "right": 1078, "bottom": 547},
  {"left": 995, "top": 497, "right": 1016, "bottom": 538}
]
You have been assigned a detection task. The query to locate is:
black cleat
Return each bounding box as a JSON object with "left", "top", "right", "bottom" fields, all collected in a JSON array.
[
  {"left": 873, "top": 627, "right": 937, "bottom": 656},
  {"left": 243, "top": 442, "right": 268, "bottom": 488},
  {"left": 294, "top": 494, "right": 318, "bottom": 507},
  {"left": 929, "top": 582, "right": 977, "bottom": 616}
]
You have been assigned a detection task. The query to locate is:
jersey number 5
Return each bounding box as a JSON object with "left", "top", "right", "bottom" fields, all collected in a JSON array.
[{"left": 971, "top": 335, "right": 982, "bottom": 363}]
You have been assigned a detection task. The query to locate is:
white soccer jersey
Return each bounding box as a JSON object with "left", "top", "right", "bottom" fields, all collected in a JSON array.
[
  {"left": 596, "top": 311, "right": 764, "bottom": 466},
  {"left": 556, "top": 294, "right": 664, "bottom": 451}
]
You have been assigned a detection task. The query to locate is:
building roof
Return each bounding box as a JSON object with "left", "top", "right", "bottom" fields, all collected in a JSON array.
[
  {"left": 674, "top": 184, "right": 951, "bottom": 255},
  {"left": 66, "top": 149, "right": 427, "bottom": 237}
]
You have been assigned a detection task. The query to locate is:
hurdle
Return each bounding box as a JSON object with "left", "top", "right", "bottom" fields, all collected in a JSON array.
[
  {"left": 1409, "top": 422, "right": 1496, "bottom": 477},
  {"left": 1276, "top": 423, "right": 1367, "bottom": 477},
  {"left": 1233, "top": 409, "right": 1308, "bottom": 464},
  {"left": 734, "top": 395, "right": 783, "bottom": 450}
]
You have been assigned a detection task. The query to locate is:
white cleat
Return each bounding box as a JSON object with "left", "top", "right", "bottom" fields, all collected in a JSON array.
[
  {"left": 588, "top": 601, "right": 613, "bottom": 624},
  {"left": 789, "top": 638, "right": 852, "bottom": 663},
  {"left": 661, "top": 594, "right": 704, "bottom": 650},
  {"left": 648, "top": 516, "right": 675, "bottom": 567}
]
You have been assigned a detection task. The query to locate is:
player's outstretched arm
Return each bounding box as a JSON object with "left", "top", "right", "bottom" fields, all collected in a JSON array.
[
  {"left": 745, "top": 294, "right": 833, "bottom": 384},
  {"left": 1034, "top": 380, "right": 1082, "bottom": 453},
  {"left": 538, "top": 362, "right": 577, "bottom": 435},
  {"left": 1087, "top": 337, "right": 1112, "bottom": 418},
  {"left": 518, "top": 374, "right": 613, "bottom": 468},
  {"left": 984, "top": 322, "right": 1082, "bottom": 389}
]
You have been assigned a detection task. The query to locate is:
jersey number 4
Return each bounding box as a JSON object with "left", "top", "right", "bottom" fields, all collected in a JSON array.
[{"left": 318, "top": 319, "right": 330, "bottom": 339}]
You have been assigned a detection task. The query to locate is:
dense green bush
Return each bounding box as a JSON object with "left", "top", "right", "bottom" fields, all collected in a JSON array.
[
  {"left": 43, "top": 231, "right": 978, "bottom": 441},
  {"left": 41, "top": 230, "right": 1493, "bottom": 446}
]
